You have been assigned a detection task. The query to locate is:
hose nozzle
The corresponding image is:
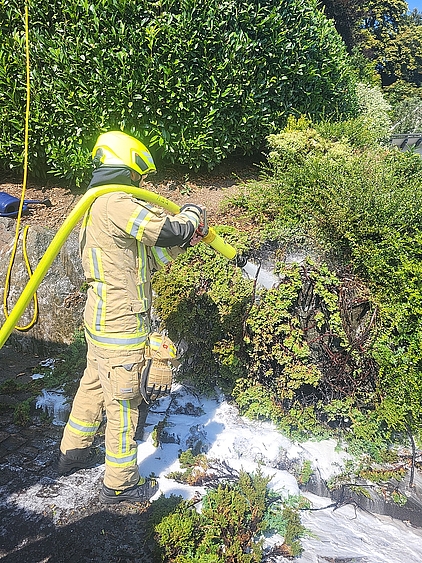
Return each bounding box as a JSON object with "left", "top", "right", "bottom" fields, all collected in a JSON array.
[
  {"left": 235, "top": 254, "right": 248, "bottom": 268},
  {"left": 200, "top": 227, "right": 248, "bottom": 268},
  {"left": 202, "top": 227, "right": 236, "bottom": 260}
]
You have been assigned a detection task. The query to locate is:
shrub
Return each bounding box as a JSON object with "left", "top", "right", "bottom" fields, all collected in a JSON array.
[
  {"left": 390, "top": 94, "right": 422, "bottom": 133},
  {"left": 152, "top": 227, "right": 253, "bottom": 393},
  {"left": 166, "top": 449, "right": 209, "bottom": 485},
  {"left": 155, "top": 225, "right": 378, "bottom": 439},
  {"left": 42, "top": 329, "right": 87, "bottom": 398},
  {"left": 354, "top": 82, "right": 392, "bottom": 143},
  {"left": 384, "top": 79, "right": 422, "bottom": 106},
  {"left": 229, "top": 116, "right": 422, "bottom": 444},
  {"left": 13, "top": 398, "right": 32, "bottom": 426},
  {"left": 154, "top": 470, "right": 306, "bottom": 562},
  {"left": 242, "top": 265, "right": 322, "bottom": 402},
  {"left": 0, "top": 0, "right": 356, "bottom": 184},
  {"left": 234, "top": 117, "right": 422, "bottom": 257}
]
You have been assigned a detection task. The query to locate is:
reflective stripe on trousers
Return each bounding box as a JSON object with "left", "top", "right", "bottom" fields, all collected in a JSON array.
[
  {"left": 105, "top": 399, "right": 138, "bottom": 468},
  {"left": 60, "top": 341, "right": 144, "bottom": 490}
]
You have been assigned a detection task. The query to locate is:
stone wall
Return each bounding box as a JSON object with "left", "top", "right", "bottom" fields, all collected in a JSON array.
[{"left": 0, "top": 218, "right": 85, "bottom": 354}]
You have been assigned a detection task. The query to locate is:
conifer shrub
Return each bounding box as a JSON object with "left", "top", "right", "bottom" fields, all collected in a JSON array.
[
  {"left": 153, "top": 470, "right": 307, "bottom": 562},
  {"left": 227, "top": 116, "right": 422, "bottom": 446},
  {"left": 13, "top": 398, "right": 32, "bottom": 426},
  {"left": 166, "top": 449, "right": 208, "bottom": 485},
  {"left": 153, "top": 226, "right": 339, "bottom": 413},
  {"left": 152, "top": 226, "right": 253, "bottom": 393},
  {"left": 152, "top": 113, "right": 422, "bottom": 454},
  {"left": 0, "top": 0, "right": 356, "bottom": 184},
  {"left": 153, "top": 223, "right": 377, "bottom": 441}
]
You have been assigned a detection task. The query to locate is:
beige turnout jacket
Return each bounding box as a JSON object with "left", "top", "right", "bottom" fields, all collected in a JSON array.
[{"left": 80, "top": 190, "right": 200, "bottom": 350}]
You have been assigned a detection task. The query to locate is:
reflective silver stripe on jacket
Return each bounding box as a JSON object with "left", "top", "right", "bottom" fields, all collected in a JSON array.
[{"left": 85, "top": 325, "right": 148, "bottom": 349}]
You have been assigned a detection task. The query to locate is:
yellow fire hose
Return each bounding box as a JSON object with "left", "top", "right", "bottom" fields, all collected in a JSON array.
[
  {"left": 0, "top": 185, "right": 240, "bottom": 349},
  {"left": 2, "top": 2, "right": 39, "bottom": 332}
]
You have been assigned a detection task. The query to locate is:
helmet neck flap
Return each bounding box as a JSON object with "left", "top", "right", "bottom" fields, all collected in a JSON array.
[{"left": 87, "top": 166, "right": 133, "bottom": 191}]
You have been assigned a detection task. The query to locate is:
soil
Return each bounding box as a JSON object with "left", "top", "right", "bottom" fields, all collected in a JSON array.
[
  {"left": 0, "top": 155, "right": 262, "bottom": 230},
  {"left": 0, "top": 157, "right": 261, "bottom": 563}
]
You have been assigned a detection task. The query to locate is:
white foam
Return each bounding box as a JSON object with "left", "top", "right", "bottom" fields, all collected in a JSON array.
[
  {"left": 35, "top": 389, "right": 71, "bottom": 425},
  {"left": 242, "top": 260, "right": 279, "bottom": 289}
]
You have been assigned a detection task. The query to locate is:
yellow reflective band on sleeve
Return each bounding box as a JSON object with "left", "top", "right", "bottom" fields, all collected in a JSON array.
[
  {"left": 179, "top": 209, "right": 200, "bottom": 228},
  {"left": 81, "top": 213, "right": 88, "bottom": 230},
  {"left": 149, "top": 333, "right": 177, "bottom": 358},
  {"left": 126, "top": 206, "right": 154, "bottom": 240},
  {"left": 89, "top": 248, "right": 107, "bottom": 332},
  {"left": 67, "top": 415, "right": 101, "bottom": 437},
  {"left": 151, "top": 246, "right": 172, "bottom": 268},
  {"left": 135, "top": 243, "right": 150, "bottom": 334},
  {"left": 169, "top": 342, "right": 177, "bottom": 357},
  {"left": 82, "top": 209, "right": 93, "bottom": 228},
  {"left": 91, "top": 281, "right": 107, "bottom": 332},
  {"left": 137, "top": 241, "right": 148, "bottom": 283},
  {"left": 149, "top": 333, "right": 162, "bottom": 351}
]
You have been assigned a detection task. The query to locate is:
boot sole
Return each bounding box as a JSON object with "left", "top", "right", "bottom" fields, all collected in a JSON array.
[{"left": 99, "top": 491, "right": 125, "bottom": 504}]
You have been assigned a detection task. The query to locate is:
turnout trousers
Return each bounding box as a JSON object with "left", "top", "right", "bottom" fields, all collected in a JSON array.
[{"left": 60, "top": 340, "right": 145, "bottom": 490}]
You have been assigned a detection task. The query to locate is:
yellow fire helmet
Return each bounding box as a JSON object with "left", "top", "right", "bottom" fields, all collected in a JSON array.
[{"left": 92, "top": 131, "right": 156, "bottom": 175}]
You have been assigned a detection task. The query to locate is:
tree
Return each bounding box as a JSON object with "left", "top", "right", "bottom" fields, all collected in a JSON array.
[
  {"left": 379, "top": 22, "right": 422, "bottom": 86},
  {"left": 318, "top": 0, "right": 368, "bottom": 51},
  {"left": 320, "top": 0, "right": 422, "bottom": 88},
  {"left": 390, "top": 95, "right": 422, "bottom": 132},
  {"left": 359, "top": 0, "right": 408, "bottom": 38}
]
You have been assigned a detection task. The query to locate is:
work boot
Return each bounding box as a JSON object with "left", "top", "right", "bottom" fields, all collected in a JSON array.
[
  {"left": 99, "top": 477, "right": 159, "bottom": 504},
  {"left": 56, "top": 448, "right": 101, "bottom": 476}
]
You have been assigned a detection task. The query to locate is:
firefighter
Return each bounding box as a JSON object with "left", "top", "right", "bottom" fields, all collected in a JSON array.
[{"left": 57, "top": 131, "right": 203, "bottom": 504}]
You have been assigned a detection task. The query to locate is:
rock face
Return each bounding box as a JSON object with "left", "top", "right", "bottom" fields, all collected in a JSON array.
[{"left": 0, "top": 218, "right": 85, "bottom": 354}]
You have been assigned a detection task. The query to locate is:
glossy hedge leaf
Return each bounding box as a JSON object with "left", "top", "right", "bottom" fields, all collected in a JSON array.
[{"left": 0, "top": 0, "right": 356, "bottom": 184}]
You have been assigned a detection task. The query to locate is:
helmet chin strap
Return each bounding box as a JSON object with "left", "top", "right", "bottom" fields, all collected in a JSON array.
[
  {"left": 130, "top": 169, "right": 142, "bottom": 187},
  {"left": 92, "top": 148, "right": 103, "bottom": 168}
]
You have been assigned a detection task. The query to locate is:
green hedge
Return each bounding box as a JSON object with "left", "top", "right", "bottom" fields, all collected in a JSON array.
[{"left": 0, "top": 0, "right": 356, "bottom": 185}]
